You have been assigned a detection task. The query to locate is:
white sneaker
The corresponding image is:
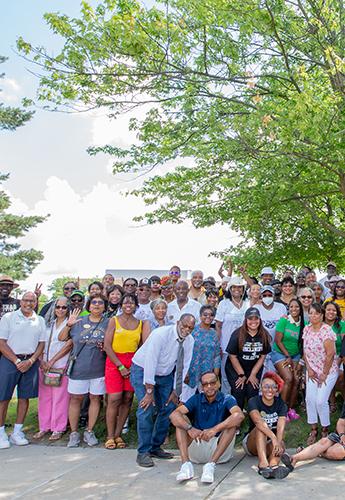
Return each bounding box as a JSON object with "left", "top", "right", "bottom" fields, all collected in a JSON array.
[
  {"left": 176, "top": 461, "right": 194, "bottom": 482},
  {"left": 10, "top": 431, "right": 29, "bottom": 446},
  {"left": 0, "top": 432, "right": 10, "bottom": 449},
  {"left": 201, "top": 462, "right": 215, "bottom": 483}
]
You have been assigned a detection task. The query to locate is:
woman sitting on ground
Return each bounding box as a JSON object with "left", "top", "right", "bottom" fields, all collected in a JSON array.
[
  {"left": 103, "top": 293, "right": 150, "bottom": 449},
  {"left": 242, "top": 371, "right": 290, "bottom": 479},
  {"left": 271, "top": 299, "right": 304, "bottom": 421}
]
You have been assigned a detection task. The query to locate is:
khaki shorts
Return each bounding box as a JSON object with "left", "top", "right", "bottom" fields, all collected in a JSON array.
[{"left": 188, "top": 434, "right": 235, "bottom": 464}]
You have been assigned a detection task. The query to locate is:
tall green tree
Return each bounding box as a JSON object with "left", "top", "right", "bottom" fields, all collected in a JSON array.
[
  {"left": 18, "top": 1, "right": 345, "bottom": 273},
  {"left": 1, "top": 56, "right": 45, "bottom": 279}
]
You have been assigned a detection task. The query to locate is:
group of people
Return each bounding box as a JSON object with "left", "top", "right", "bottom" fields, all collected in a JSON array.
[{"left": 0, "top": 260, "right": 344, "bottom": 484}]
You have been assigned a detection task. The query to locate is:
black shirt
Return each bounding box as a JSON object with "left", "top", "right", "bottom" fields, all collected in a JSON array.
[
  {"left": 0, "top": 297, "right": 20, "bottom": 320},
  {"left": 225, "top": 328, "right": 271, "bottom": 378},
  {"left": 248, "top": 395, "right": 287, "bottom": 432}
]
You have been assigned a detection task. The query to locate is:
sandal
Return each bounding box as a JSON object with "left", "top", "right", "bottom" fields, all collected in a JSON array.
[
  {"left": 306, "top": 429, "right": 318, "bottom": 446},
  {"left": 296, "top": 445, "right": 304, "bottom": 453},
  {"left": 281, "top": 453, "right": 295, "bottom": 472},
  {"left": 33, "top": 431, "right": 48, "bottom": 439},
  {"left": 330, "top": 403, "right": 337, "bottom": 414},
  {"left": 321, "top": 427, "right": 329, "bottom": 438},
  {"left": 105, "top": 438, "right": 117, "bottom": 450},
  {"left": 271, "top": 466, "right": 290, "bottom": 479},
  {"left": 49, "top": 432, "right": 63, "bottom": 441},
  {"left": 115, "top": 437, "right": 127, "bottom": 449},
  {"left": 258, "top": 466, "right": 273, "bottom": 479}
]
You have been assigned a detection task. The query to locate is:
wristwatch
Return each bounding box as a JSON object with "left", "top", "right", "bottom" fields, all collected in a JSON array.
[
  {"left": 15, "top": 358, "right": 22, "bottom": 365},
  {"left": 146, "top": 388, "right": 153, "bottom": 395},
  {"left": 186, "top": 423, "right": 193, "bottom": 431}
]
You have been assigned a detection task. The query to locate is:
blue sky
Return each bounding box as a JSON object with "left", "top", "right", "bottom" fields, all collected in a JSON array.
[{"left": 1, "top": 1, "right": 237, "bottom": 292}]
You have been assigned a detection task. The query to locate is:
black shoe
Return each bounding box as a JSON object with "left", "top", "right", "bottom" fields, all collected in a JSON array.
[
  {"left": 150, "top": 448, "right": 174, "bottom": 459},
  {"left": 258, "top": 466, "right": 274, "bottom": 479},
  {"left": 271, "top": 465, "right": 290, "bottom": 479},
  {"left": 281, "top": 453, "right": 294, "bottom": 472},
  {"left": 137, "top": 453, "right": 154, "bottom": 468}
]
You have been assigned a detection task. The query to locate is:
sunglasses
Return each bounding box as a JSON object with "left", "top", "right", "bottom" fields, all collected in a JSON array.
[
  {"left": 71, "top": 297, "right": 83, "bottom": 302},
  {"left": 124, "top": 283, "right": 136, "bottom": 287},
  {"left": 262, "top": 383, "right": 278, "bottom": 390},
  {"left": 169, "top": 271, "right": 180, "bottom": 276},
  {"left": 336, "top": 285, "right": 345, "bottom": 289},
  {"left": 301, "top": 295, "right": 312, "bottom": 299},
  {"left": 55, "top": 305, "right": 68, "bottom": 310},
  {"left": 201, "top": 380, "right": 218, "bottom": 387},
  {"left": 138, "top": 287, "right": 150, "bottom": 291},
  {"left": 64, "top": 286, "right": 76, "bottom": 291},
  {"left": 91, "top": 299, "right": 104, "bottom": 305}
]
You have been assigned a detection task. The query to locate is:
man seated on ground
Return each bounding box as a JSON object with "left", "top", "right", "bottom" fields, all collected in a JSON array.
[
  {"left": 281, "top": 401, "right": 345, "bottom": 470},
  {"left": 170, "top": 371, "right": 244, "bottom": 484},
  {"left": 242, "top": 371, "right": 290, "bottom": 480}
]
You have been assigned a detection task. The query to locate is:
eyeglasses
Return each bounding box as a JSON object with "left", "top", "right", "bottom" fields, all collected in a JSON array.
[
  {"left": 71, "top": 297, "right": 83, "bottom": 302},
  {"left": 55, "top": 305, "right": 68, "bottom": 310},
  {"left": 22, "top": 299, "right": 36, "bottom": 303},
  {"left": 138, "top": 287, "right": 150, "bottom": 292},
  {"left": 91, "top": 300, "right": 104, "bottom": 305},
  {"left": 301, "top": 295, "right": 312, "bottom": 299},
  {"left": 201, "top": 380, "right": 218, "bottom": 387},
  {"left": 64, "top": 287, "right": 76, "bottom": 291},
  {"left": 262, "top": 383, "right": 278, "bottom": 390}
]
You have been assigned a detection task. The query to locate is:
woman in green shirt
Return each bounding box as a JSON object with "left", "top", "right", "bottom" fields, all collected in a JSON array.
[
  {"left": 271, "top": 299, "right": 304, "bottom": 420},
  {"left": 323, "top": 301, "right": 345, "bottom": 413}
]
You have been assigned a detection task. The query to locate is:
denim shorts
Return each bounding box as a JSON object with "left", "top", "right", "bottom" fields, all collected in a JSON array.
[
  {"left": 270, "top": 350, "right": 301, "bottom": 365},
  {"left": 0, "top": 355, "right": 39, "bottom": 401}
]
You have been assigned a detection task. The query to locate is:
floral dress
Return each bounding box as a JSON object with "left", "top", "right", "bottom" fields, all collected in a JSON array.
[
  {"left": 303, "top": 323, "right": 338, "bottom": 377},
  {"left": 187, "top": 325, "right": 221, "bottom": 388}
]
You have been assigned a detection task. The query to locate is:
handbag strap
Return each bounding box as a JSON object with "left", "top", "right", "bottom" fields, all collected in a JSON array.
[
  {"left": 45, "top": 321, "right": 55, "bottom": 362},
  {"left": 72, "top": 317, "right": 103, "bottom": 360}
]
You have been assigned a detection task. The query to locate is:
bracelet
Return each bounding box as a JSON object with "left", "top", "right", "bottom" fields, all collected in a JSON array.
[
  {"left": 29, "top": 358, "right": 34, "bottom": 365},
  {"left": 118, "top": 365, "right": 125, "bottom": 371},
  {"left": 238, "top": 373, "right": 245, "bottom": 378},
  {"left": 298, "top": 359, "right": 305, "bottom": 366}
]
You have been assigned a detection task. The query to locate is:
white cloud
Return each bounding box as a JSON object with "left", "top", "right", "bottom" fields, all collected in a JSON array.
[
  {"left": 1, "top": 77, "right": 21, "bottom": 103},
  {"left": 7, "top": 176, "right": 238, "bottom": 295}
]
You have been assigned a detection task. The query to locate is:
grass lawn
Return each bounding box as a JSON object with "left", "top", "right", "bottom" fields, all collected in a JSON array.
[{"left": 5, "top": 395, "right": 344, "bottom": 449}]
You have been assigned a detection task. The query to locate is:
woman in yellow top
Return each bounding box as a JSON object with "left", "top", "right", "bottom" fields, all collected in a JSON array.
[
  {"left": 324, "top": 278, "right": 345, "bottom": 318},
  {"left": 104, "top": 293, "right": 150, "bottom": 449}
]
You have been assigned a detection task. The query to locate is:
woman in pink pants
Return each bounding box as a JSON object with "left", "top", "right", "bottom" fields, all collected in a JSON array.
[{"left": 34, "top": 297, "right": 72, "bottom": 441}]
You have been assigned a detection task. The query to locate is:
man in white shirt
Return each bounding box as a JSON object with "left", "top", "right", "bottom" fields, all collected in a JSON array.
[
  {"left": 131, "top": 314, "right": 195, "bottom": 468},
  {"left": 256, "top": 286, "right": 286, "bottom": 344},
  {"left": 167, "top": 280, "right": 201, "bottom": 324},
  {"left": 0, "top": 292, "right": 46, "bottom": 449},
  {"left": 134, "top": 278, "right": 154, "bottom": 322}
]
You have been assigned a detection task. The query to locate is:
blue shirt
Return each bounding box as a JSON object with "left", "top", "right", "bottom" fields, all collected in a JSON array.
[
  {"left": 184, "top": 392, "right": 237, "bottom": 431},
  {"left": 188, "top": 325, "right": 221, "bottom": 388}
]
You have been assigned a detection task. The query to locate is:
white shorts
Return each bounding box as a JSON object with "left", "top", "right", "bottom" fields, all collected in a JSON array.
[
  {"left": 188, "top": 434, "right": 235, "bottom": 464},
  {"left": 68, "top": 377, "right": 106, "bottom": 395}
]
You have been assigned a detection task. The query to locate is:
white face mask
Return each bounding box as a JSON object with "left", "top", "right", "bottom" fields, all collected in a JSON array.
[{"left": 262, "top": 296, "right": 274, "bottom": 306}]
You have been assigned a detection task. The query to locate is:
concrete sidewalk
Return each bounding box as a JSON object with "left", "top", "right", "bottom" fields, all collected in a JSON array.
[{"left": 1, "top": 445, "right": 345, "bottom": 499}]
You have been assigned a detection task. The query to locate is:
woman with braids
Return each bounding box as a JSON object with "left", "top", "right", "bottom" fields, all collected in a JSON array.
[
  {"left": 225, "top": 307, "right": 271, "bottom": 409},
  {"left": 271, "top": 298, "right": 304, "bottom": 421}
]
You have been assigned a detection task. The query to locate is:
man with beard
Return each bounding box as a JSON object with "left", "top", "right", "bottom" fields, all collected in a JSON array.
[{"left": 0, "top": 276, "right": 20, "bottom": 320}]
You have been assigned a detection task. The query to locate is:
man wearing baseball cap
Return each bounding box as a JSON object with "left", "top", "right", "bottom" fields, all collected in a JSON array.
[
  {"left": 320, "top": 262, "right": 338, "bottom": 295},
  {"left": 256, "top": 285, "right": 286, "bottom": 345},
  {"left": 260, "top": 267, "right": 275, "bottom": 286},
  {"left": 135, "top": 278, "right": 154, "bottom": 322},
  {"left": 0, "top": 276, "right": 20, "bottom": 321}
]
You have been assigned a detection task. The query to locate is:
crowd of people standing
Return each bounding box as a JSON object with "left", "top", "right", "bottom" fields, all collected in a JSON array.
[{"left": 0, "top": 260, "right": 344, "bottom": 484}]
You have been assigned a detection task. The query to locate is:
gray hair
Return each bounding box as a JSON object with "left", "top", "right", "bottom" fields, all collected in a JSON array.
[
  {"left": 150, "top": 298, "right": 168, "bottom": 311},
  {"left": 191, "top": 270, "right": 204, "bottom": 278}
]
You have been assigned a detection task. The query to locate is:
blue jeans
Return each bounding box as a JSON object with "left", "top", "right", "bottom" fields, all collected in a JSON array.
[{"left": 130, "top": 363, "right": 175, "bottom": 454}]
